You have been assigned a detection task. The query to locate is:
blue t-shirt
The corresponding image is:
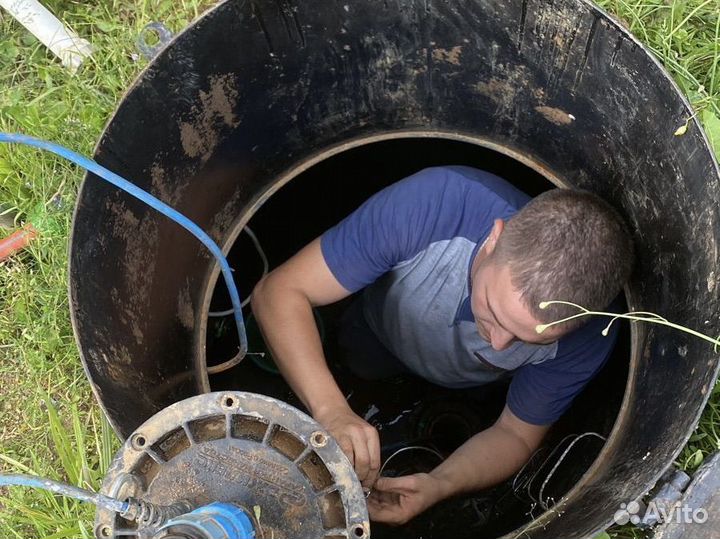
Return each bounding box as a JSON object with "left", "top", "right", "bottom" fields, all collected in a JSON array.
[{"left": 320, "top": 166, "right": 616, "bottom": 425}]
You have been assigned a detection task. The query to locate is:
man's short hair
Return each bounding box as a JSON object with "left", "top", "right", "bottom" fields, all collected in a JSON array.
[{"left": 493, "top": 188, "right": 634, "bottom": 329}]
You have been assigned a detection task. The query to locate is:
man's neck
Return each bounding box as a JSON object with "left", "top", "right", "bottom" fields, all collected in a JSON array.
[{"left": 471, "top": 237, "right": 492, "bottom": 276}]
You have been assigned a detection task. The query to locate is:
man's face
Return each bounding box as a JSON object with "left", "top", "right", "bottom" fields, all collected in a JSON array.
[{"left": 470, "top": 253, "right": 564, "bottom": 351}]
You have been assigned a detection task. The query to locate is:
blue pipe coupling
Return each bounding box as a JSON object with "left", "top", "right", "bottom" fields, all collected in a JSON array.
[{"left": 156, "top": 502, "right": 257, "bottom": 539}]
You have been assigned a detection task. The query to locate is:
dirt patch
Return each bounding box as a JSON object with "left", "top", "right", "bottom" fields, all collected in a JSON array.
[
  {"left": 150, "top": 163, "right": 174, "bottom": 205},
  {"left": 473, "top": 78, "right": 515, "bottom": 106},
  {"left": 179, "top": 73, "right": 241, "bottom": 160},
  {"left": 177, "top": 286, "right": 195, "bottom": 330},
  {"left": 105, "top": 199, "right": 159, "bottom": 322},
  {"left": 535, "top": 105, "right": 575, "bottom": 125},
  {"left": 431, "top": 46, "right": 463, "bottom": 65},
  {"left": 206, "top": 74, "right": 237, "bottom": 125},
  {"left": 707, "top": 271, "right": 717, "bottom": 293},
  {"left": 179, "top": 123, "right": 205, "bottom": 159},
  {"left": 471, "top": 65, "right": 532, "bottom": 110}
]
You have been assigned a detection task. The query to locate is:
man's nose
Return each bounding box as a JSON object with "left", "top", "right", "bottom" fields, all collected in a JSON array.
[{"left": 490, "top": 327, "right": 514, "bottom": 351}]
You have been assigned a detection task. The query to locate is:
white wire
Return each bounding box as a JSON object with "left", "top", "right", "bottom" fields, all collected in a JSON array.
[
  {"left": 379, "top": 445, "right": 444, "bottom": 477},
  {"left": 208, "top": 225, "right": 269, "bottom": 316},
  {"left": 537, "top": 432, "right": 606, "bottom": 510},
  {"left": 511, "top": 446, "right": 547, "bottom": 497},
  {"left": 523, "top": 433, "right": 578, "bottom": 504},
  {"left": 365, "top": 445, "right": 445, "bottom": 498},
  {"left": 510, "top": 431, "right": 607, "bottom": 508}
]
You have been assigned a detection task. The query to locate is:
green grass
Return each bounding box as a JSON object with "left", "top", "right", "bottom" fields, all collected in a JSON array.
[
  {"left": 0, "top": 1, "right": 718, "bottom": 538},
  {"left": 596, "top": 0, "right": 720, "bottom": 155},
  {"left": 0, "top": 400, "right": 115, "bottom": 539},
  {"left": 0, "top": 1, "right": 215, "bottom": 537}
]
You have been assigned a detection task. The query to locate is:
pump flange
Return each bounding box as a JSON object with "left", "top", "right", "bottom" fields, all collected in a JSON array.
[{"left": 94, "top": 392, "right": 369, "bottom": 539}]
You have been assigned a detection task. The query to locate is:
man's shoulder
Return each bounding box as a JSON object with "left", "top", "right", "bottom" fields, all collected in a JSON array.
[
  {"left": 508, "top": 310, "right": 620, "bottom": 425},
  {"left": 320, "top": 166, "right": 532, "bottom": 291},
  {"left": 552, "top": 312, "right": 620, "bottom": 370},
  {"left": 398, "top": 166, "right": 531, "bottom": 212},
  {"left": 383, "top": 166, "right": 525, "bottom": 246}
]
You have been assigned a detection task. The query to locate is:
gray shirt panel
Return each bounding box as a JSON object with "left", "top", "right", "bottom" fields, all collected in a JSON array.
[{"left": 362, "top": 238, "right": 558, "bottom": 388}]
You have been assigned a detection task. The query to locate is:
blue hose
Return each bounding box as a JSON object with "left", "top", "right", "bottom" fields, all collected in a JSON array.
[
  {"left": 0, "top": 474, "right": 128, "bottom": 513},
  {"left": 0, "top": 132, "right": 248, "bottom": 359}
]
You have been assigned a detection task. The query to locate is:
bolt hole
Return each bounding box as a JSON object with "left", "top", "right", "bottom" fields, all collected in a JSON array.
[
  {"left": 353, "top": 525, "right": 366, "bottom": 537},
  {"left": 131, "top": 434, "right": 146, "bottom": 449},
  {"left": 96, "top": 524, "right": 112, "bottom": 538},
  {"left": 143, "top": 29, "right": 161, "bottom": 46},
  {"left": 221, "top": 395, "right": 237, "bottom": 409},
  {"left": 310, "top": 431, "right": 328, "bottom": 448}
]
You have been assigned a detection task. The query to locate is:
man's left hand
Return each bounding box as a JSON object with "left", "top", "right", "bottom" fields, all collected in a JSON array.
[
  {"left": 367, "top": 473, "right": 450, "bottom": 525},
  {"left": 368, "top": 406, "right": 549, "bottom": 525}
]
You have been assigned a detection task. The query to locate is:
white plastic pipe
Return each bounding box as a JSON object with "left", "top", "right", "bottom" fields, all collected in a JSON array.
[{"left": 0, "top": 0, "right": 92, "bottom": 71}]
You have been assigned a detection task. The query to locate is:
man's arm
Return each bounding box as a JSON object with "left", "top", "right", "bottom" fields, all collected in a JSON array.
[
  {"left": 251, "top": 237, "right": 381, "bottom": 485},
  {"left": 368, "top": 405, "right": 549, "bottom": 525}
]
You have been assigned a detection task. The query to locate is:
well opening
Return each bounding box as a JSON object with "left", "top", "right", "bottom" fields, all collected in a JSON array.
[{"left": 202, "top": 136, "right": 632, "bottom": 538}]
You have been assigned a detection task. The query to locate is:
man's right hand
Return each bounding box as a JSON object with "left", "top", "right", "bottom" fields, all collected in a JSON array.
[
  {"left": 314, "top": 405, "right": 381, "bottom": 487},
  {"left": 251, "top": 239, "right": 381, "bottom": 486}
]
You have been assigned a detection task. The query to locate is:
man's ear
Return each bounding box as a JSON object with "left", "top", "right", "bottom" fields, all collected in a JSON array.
[{"left": 485, "top": 219, "right": 505, "bottom": 254}]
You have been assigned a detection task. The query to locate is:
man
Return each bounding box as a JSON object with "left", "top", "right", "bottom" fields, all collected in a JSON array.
[{"left": 251, "top": 165, "right": 634, "bottom": 525}]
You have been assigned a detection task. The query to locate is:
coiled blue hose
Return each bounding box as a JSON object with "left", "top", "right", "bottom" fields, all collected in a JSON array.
[
  {"left": 0, "top": 132, "right": 248, "bottom": 358},
  {"left": 0, "top": 474, "right": 129, "bottom": 513}
]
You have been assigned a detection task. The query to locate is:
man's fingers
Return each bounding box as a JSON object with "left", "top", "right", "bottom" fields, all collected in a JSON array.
[
  {"left": 350, "top": 431, "right": 371, "bottom": 482},
  {"left": 368, "top": 489, "right": 396, "bottom": 505},
  {"left": 319, "top": 414, "right": 380, "bottom": 486},
  {"left": 374, "top": 475, "right": 418, "bottom": 493},
  {"left": 367, "top": 497, "right": 406, "bottom": 526},
  {"left": 366, "top": 428, "right": 381, "bottom": 484},
  {"left": 338, "top": 435, "right": 355, "bottom": 465}
]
